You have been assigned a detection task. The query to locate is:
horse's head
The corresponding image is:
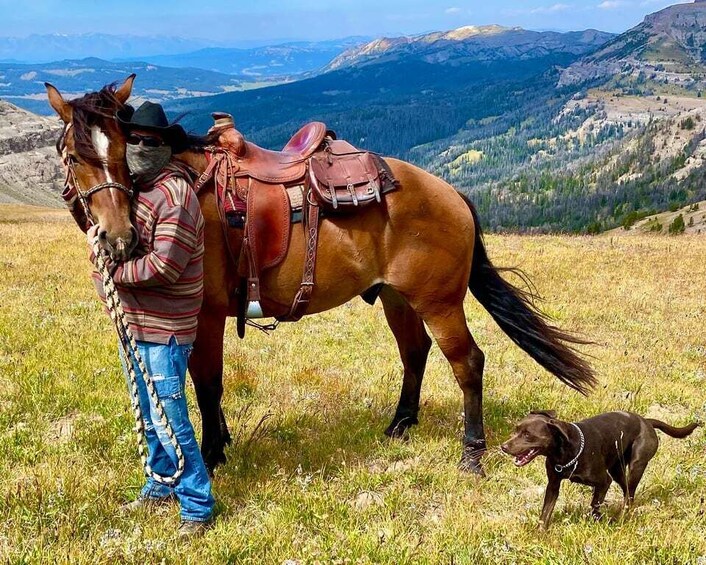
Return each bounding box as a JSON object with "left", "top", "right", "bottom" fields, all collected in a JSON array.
[{"left": 45, "top": 75, "right": 137, "bottom": 261}]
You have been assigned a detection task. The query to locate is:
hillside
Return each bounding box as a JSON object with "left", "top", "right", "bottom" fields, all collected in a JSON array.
[
  {"left": 560, "top": 0, "right": 706, "bottom": 88},
  {"left": 612, "top": 199, "right": 706, "bottom": 234},
  {"left": 168, "top": 26, "right": 611, "bottom": 153},
  {"left": 0, "top": 100, "right": 62, "bottom": 206},
  {"left": 412, "top": 88, "right": 706, "bottom": 232}
]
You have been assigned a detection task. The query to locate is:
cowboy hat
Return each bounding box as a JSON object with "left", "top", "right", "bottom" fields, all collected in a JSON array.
[{"left": 116, "top": 101, "right": 188, "bottom": 151}]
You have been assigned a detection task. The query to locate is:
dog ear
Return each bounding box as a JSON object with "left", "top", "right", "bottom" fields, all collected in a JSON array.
[
  {"left": 530, "top": 410, "right": 557, "bottom": 419},
  {"left": 547, "top": 420, "right": 571, "bottom": 445}
]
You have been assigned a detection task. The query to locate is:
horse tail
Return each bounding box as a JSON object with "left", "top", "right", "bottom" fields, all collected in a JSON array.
[
  {"left": 646, "top": 419, "right": 700, "bottom": 438},
  {"left": 460, "top": 193, "right": 597, "bottom": 395}
]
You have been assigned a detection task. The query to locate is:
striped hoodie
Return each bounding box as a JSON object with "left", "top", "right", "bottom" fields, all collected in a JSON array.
[{"left": 92, "top": 165, "right": 205, "bottom": 344}]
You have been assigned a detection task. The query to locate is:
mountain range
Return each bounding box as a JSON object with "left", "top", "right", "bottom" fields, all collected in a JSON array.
[
  {"left": 167, "top": 26, "right": 612, "bottom": 151},
  {"left": 135, "top": 38, "right": 370, "bottom": 78},
  {"left": 325, "top": 26, "right": 614, "bottom": 70},
  {"left": 0, "top": 34, "right": 222, "bottom": 64},
  {"left": 0, "top": 58, "right": 243, "bottom": 116},
  {"left": 0, "top": 37, "right": 370, "bottom": 116},
  {"left": 4, "top": 1, "right": 706, "bottom": 234}
]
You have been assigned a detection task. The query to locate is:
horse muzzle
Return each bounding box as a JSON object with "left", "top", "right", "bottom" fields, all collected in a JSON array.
[{"left": 99, "top": 227, "right": 138, "bottom": 262}]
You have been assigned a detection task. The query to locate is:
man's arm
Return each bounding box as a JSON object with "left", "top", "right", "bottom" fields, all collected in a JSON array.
[{"left": 111, "top": 202, "right": 200, "bottom": 287}]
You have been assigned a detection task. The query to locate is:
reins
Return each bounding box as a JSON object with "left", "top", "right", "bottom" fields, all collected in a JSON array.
[{"left": 63, "top": 125, "right": 185, "bottom": 486}]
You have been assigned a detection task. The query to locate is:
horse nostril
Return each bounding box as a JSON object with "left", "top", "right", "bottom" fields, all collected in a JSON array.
[{"left": 98, "top": 229, "right": 108, "bottom": 242}]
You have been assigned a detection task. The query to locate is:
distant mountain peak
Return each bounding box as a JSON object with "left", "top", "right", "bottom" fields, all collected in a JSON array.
[
  {"left": 325, "top": 25, "right": 613, "bottom": 72},
  {"left": 442, "top": 25, "right": 515, "bottom": 40}
]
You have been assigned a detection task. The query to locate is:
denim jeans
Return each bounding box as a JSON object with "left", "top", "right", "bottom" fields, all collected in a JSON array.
[{"left": 119, "top": 337, "right": 215, "bottom": 522}]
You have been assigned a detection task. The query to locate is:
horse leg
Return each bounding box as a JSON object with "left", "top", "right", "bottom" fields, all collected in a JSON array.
[
  {"left": 420, "top": 304, "right": 486, "bottom": 476},
  {"left": 189, "top": 306, "right": 229, "bottom": 474},
  {"left": 380, "top": 286, "right": 432, "bottom": 439}
]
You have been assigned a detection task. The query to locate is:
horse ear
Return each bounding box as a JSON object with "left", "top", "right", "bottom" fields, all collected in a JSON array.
[
  {"left": 45, "top": 82, "right": 71, "bottom": 123},
  {"left": 115, "top": 74, "right": 136, "bottom": 105}
]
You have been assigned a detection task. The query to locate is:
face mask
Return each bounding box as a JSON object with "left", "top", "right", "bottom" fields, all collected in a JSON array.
[{"left": 126, "top": 144, "right": 172, "bottom": 182}]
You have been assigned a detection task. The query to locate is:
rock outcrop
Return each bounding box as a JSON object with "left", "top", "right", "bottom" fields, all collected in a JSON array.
[
  {"left": 0, "top": 100, "right": 63, "bottom": 206},
  {"left": 560, "top": 1, "right": 706, "bottom": 87}
]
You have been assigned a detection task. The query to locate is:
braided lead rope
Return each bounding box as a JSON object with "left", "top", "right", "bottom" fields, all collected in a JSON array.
[
  {"left": 95, "top": 248, "right": 185, "bottom": 485},
  {"left": 63, "top": 143, "right": 185, "bottom": 485}
]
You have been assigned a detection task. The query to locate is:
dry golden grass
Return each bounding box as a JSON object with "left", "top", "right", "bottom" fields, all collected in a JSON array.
[{"left": 0, "top": 206, "right": 704, "bottom": 564}]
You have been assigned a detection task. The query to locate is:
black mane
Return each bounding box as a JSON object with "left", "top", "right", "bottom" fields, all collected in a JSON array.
[{"left": 56, "top": 83, "right": 127, "bottom": 166}]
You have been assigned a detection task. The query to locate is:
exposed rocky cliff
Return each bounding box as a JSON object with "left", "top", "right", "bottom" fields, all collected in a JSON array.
[
  {"left": 0, "top": 100, "right": 63, "bottom": 206},
  {"left": 560, "top": 1, "right": 706, "bottom": 87}
]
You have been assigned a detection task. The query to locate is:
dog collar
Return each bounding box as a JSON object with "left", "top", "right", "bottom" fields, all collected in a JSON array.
[{"left": 554, "top": 423, "right": 585, "bottom": 474}]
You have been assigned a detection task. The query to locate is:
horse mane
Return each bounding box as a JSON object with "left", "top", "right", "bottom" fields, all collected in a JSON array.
[
  {"left": 56, "top": 82, "right": 127, "bottom": 166},
  {"left": 185, "top": 131, "right": 219, "bottom": 150}
]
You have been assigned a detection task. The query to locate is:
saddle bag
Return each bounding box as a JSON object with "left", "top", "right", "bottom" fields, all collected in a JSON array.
[{"left": 308, "top": 138, "right": 383, "bottom": 211}]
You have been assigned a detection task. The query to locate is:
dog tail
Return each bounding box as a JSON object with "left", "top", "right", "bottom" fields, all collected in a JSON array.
[{"left": 646, "top": 419, "right": 700, "bottom": 439}]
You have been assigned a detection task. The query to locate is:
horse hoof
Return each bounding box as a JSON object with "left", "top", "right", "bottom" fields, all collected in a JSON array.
[
  {"left": 384, "top": 416, "right": 417, "bottom": 440},
  {"left": 205, "top": 451, "right": 227, "bottom": 476},
  {"left": 458, "top": 456, "right": 486, "bottom": 477}
]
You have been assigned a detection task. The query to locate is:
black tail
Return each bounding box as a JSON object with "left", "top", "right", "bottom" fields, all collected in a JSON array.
[
  {"left": 646, "top": 419, "right": 700, "bottom": 438},
  {"left": 461, "top": 194, "right": 597, "bottom": 395}
]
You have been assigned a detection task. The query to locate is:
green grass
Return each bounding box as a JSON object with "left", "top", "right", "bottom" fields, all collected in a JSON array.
[{"left": 0, "top": 206, "right": 705, "bottom": 564}]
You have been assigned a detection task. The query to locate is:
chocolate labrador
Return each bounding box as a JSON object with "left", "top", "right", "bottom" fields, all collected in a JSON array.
[{"left": 501, "top": 410, "right": 699, "bottom": 528}]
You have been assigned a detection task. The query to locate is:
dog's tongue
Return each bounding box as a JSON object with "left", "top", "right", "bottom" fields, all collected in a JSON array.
[{"left": 514, "top": 449, "right": 537, "bottom": 467}]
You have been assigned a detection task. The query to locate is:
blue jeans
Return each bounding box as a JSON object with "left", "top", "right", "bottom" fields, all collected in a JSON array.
[{"left": 119, "top": 337, "right": 215, "bottom": 522}]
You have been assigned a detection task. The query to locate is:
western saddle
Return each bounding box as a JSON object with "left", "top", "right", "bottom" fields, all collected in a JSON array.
[{"left": 194, "top": 113, "right": 398, "bottom": 336}]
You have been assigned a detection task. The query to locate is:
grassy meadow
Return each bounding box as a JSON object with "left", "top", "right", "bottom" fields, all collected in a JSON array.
[{"left": 0, "top": 204, "right": 704, "bottom": 564}]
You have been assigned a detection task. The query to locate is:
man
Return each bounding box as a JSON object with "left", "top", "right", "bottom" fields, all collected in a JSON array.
[{"left": 88, "top": 101, "right": 214, "bottom": 537}]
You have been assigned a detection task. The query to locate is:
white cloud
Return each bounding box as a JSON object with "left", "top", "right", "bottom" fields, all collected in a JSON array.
[
  {"left": 531, "top": 3, "right": 571, "bottom": 14},
  {"left": 506, "top": 3, "right": 573, "bottom": 16},
  {"left": 445, "top": 7, "right": 462, "bottom": 15},
  {"left": 598, "top": 1, "right": 628, "bottom": 9}
]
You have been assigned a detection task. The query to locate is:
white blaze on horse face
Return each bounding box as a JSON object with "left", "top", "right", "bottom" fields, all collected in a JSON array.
[{"left": 91, "top": 125, "right": 114, "bottom": 184}]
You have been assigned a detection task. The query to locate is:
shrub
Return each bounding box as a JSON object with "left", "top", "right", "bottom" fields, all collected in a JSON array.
[{"left": 669, "top": 214, "right": 685, "bottom": 235}]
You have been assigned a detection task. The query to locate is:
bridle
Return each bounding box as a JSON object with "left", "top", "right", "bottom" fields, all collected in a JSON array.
[{"left": 60, "top": 122, "right": 134, "bottom": 224}]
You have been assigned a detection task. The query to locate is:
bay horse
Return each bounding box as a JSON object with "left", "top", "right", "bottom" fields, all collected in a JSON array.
[{"left": 45, "top": 76, "right": 595, "bottom": 477}]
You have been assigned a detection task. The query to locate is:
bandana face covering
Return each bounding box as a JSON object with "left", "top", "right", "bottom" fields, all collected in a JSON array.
[{"left": 126, "top": 144, "right": 172, "bottom": 183}]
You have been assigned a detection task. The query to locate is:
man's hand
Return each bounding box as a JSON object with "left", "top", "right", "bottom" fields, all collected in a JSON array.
[{"left": 87, "top": 224, "right": 100, "bottom": 248}]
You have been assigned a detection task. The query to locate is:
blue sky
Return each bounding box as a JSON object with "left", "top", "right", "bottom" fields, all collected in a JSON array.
[{"left": 0, "top": 0, "right": 685, "bottom": 40}]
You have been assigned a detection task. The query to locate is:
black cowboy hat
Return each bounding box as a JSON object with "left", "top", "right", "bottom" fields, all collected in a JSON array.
[{"left": 116, "top": 101, "right": 188, "bottom": 151}]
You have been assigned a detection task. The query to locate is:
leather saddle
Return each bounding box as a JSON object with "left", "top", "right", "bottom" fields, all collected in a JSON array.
[
  {"left": 211, "top": 113, "right": 327, "bottom": 184},
  {"left": 194, "top": 113, "right": 398, "bottom": 335}
]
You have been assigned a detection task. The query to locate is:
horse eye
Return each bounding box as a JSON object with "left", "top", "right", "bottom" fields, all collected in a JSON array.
[{"left": 67, "top": 154, "right": 79, "bottom": 164}]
